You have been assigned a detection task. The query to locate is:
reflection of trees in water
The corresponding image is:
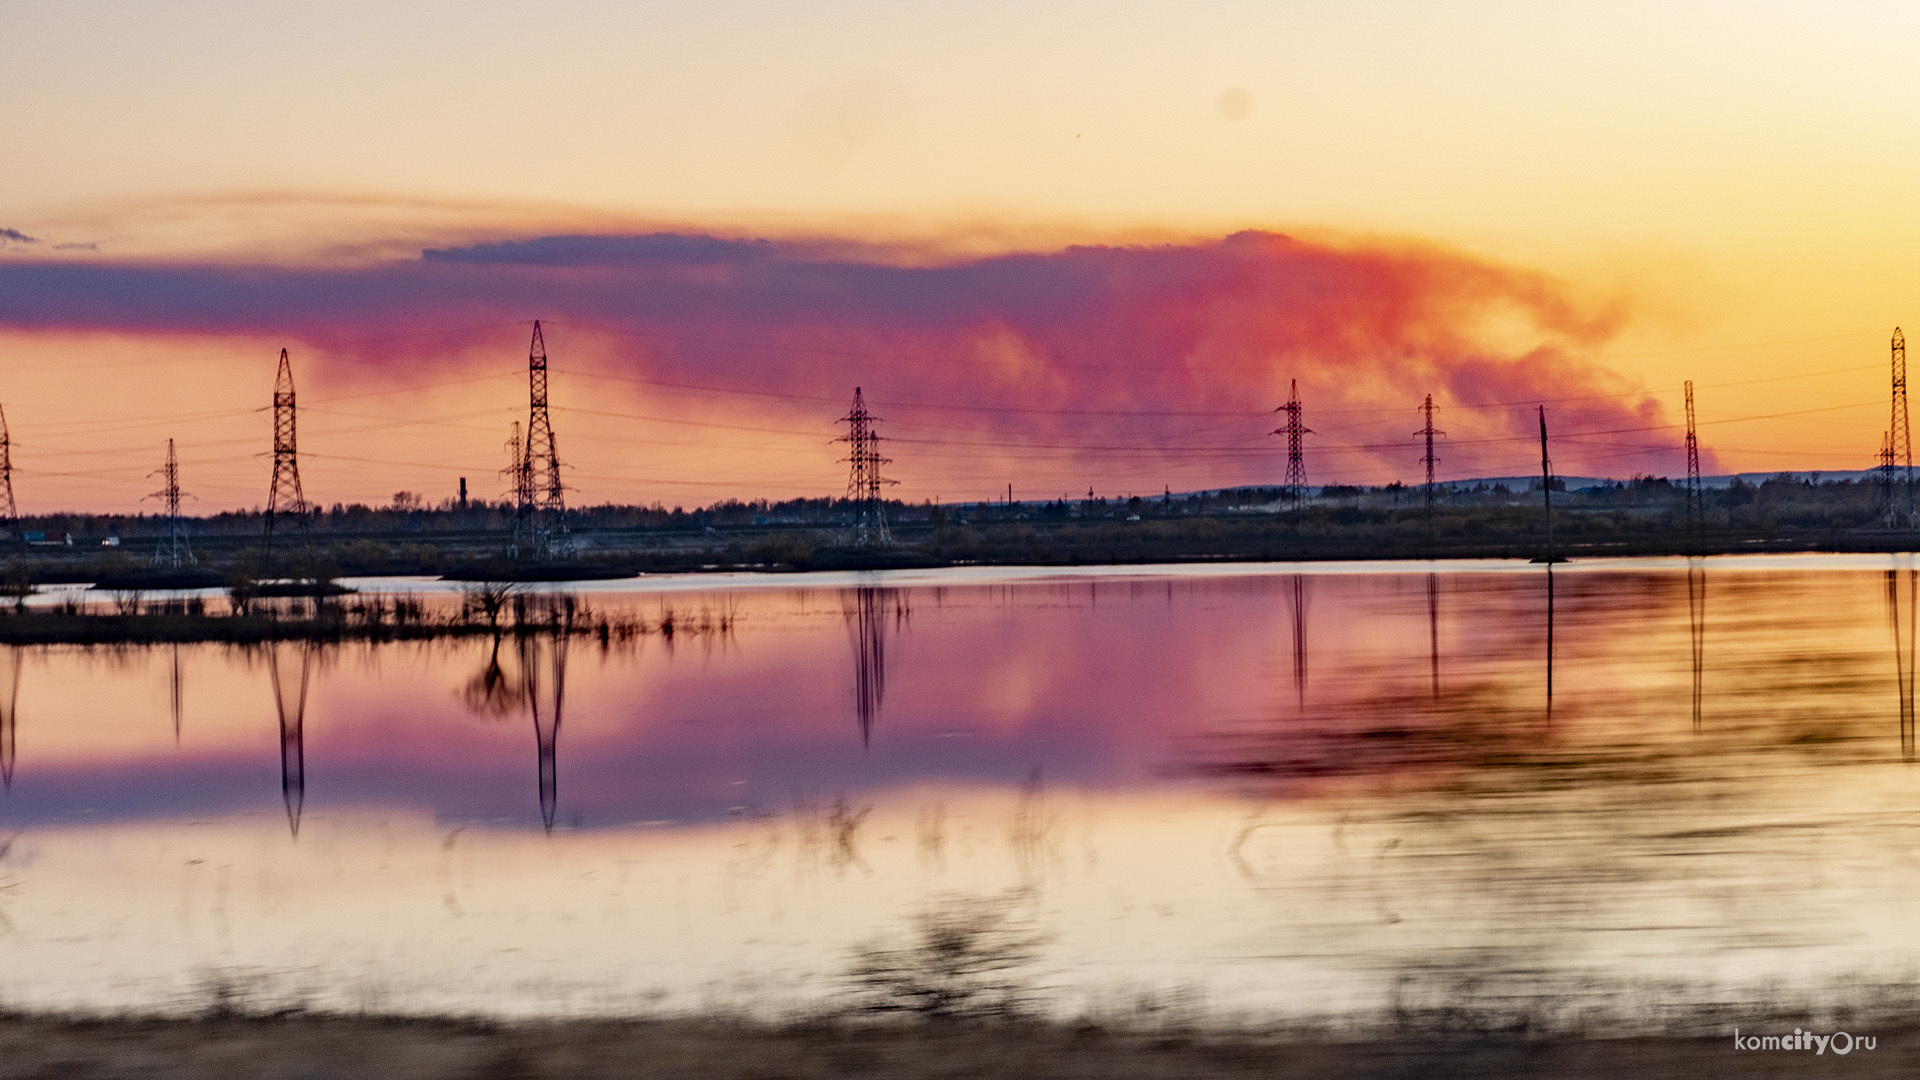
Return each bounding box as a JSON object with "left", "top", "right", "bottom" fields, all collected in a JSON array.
[
  {"left": 1228, "top": 761, "right": 1883, "bottom": 1029},
  {"left": 1204, "top": 567, "right": 1920, "bottom": 1023},
  {"left": 843, "top": 586, "right": 906, "bottom": 748},
  {"left": 794, "top": 793, "right": 872, "bottom": 875},
  {"left": 454, "top": 598, "right": 573, "bottom": 832},
  {"left": 459, "top": 635, "right": 530, "bottom": 719},
  {"left": 847, "top": 888, "right": 1048, "bottom": 1019},
  {"left": 1193, "top": 568, "right": 1920, "bottom": 1025},
  {"left": 267, "top": 641, "right": 311, "bottom": 838},
  {"left": 1198, "top": 682, "right": 1553, "bottom": 803}
]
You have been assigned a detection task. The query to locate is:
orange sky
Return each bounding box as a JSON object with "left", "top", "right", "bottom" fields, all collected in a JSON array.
[{"left": 0, "top": 2, "right": 1914, "bottom": 512}]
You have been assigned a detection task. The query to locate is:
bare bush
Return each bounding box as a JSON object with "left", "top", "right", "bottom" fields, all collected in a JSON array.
[
  {"left": 848, "top": 889, "right": 1048, "bottom": 1019},
  {"left": 460, "top": 580, "right": 520, "bottom": 629}
]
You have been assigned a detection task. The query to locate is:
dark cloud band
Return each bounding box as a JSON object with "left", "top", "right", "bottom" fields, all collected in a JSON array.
[{"left": 0, "top": 230, "right": 1679, "bottom": 483}]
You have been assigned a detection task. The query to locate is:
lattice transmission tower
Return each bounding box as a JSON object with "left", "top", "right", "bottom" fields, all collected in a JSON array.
[
  {"left": 1416, "top": 394, "right": 1444, "bottom": 537},
  {"left": 263, "top": 349, "right": 308, "bottom": 563},
  {"left": 837, "top": 387, "right": 896, "bottom": 547},
  {"left": 501, "top": 419, "right": 529, "bottom": 556},
  {"left": 1894, "top": 327, "right": 1913, "bottom": 528},
  {"left": 0, "top": 404, "right": 16, "bottom": 542},
  {"left": 1881, "top": 430, "right": 1897, "bottom": 520},
  {"left": 1538, "top": 405, "right": 1554, "bottom": 558},
  {"left": 515, "top": 323, "right": 568, "bottom": 558},
  {"left": 1273, "top": 380, "right": 1312, "bottom": 510},
  {"left": 1684, "top": 381, "right": 1702, "bottom": 537},
  {"left": 148, "top": 438, "right": 194, "bottom": 568}
]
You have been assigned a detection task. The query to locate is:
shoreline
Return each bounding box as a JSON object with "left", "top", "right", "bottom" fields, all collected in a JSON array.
[
  {"left": 0, "top": 608, "right": 705, "bottom": 646},
  {"left": 25, "top": 531, "right": 1920, "bottom": 586},
  {"left": 0, "top": 1014, "right": 1907, "bottom": 1079},
  {"left": 3, "top": 545, "right": 1915, "bottom": 644}
]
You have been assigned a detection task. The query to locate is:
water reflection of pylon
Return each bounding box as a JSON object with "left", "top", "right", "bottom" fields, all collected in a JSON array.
[
  {"left": 268, "top": 642, "right": 311, "bottom": 837},
  {"left": 519, "top": 632, "right": 568, "bottom": 832},
  {"left": 1687, "top": 562, "right": 1706, "bottom": 734},
  {"left": 1288, "top": 575, "right": 1308, "bottom": 708},
  {"left": 1887, "top": 565, "right": 1916, "bottom": 761},
  {"left": 0, "top": 647, "right": 18, "bottom": 790},
  {"left": 170, "top": 643, "right": 184, "bottom": 742},
  {"left": 846, "top": 586, "right": 899, "bottom": 748},
  {"left": 1544, "top": 565, "right": 1556, "bottom": 727},
  {"left": 1426, "top": 573, "right": 1440, "bottom": 702}
]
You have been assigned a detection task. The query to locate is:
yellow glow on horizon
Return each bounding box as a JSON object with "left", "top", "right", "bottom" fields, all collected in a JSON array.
[{"left": 0, "top": 2, "right": 1914, "bottom": 499}]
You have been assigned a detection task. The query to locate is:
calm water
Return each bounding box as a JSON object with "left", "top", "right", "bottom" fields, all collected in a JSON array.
[{"left": 2, "top": 556, "right": 1919, "bottom": 1023}]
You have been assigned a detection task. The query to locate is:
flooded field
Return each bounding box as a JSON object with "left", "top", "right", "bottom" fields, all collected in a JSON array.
[{"left": 1, "top": 555, "right": 1918, "bottom": 1027}]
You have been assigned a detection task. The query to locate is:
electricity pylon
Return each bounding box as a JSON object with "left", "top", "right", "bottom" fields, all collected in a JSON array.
[
  {"left": 0, "top": 405, "right": 15, "bottom": 542},
  {"left": 1893, "top": 328, "right": 1912, "bottom": 528},
  {"left": 263, "top": 349, "right": 308, "bottom": 565},
  {"left": 516, "top": 323, "right": 568, "bottom": 557},
  {"left": 1273, "top": 380, "right": 1312, "bottom": 510},
  {"left": 1417, "top": 394, "right": 1444, "bottom": 538},
  {"left": 837, "top": 387, "right": 896, "bottom": 547},
  {"left": 148, "top": 438, "right": 195, "bottom": 568},
  {"left": 1684, "top": 381, "right": 1702, "bottom": 539},
  {"left": 1881, "top": 431, "right": 1897, "bottom": 522},
  {"left": 503, "top": 421, "right": 529, "bottom": 556}
]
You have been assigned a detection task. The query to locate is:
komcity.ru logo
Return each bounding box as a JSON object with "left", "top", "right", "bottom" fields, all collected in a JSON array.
[{"left": 1733, "top": 1029, "right": 1876, "bottom": 1055}]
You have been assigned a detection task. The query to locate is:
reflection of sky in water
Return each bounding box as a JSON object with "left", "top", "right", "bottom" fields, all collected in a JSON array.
[
  {"left": 4, "top": 573, "right": 1405, "bottom": 828},
  {"left": 2, "top": 557, "right": 1920, "bottom": 1020}
]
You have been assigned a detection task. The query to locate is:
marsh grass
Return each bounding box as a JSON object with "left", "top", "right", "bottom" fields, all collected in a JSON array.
[{"left": 0, "top": 587, "right": 729, "bottom": 645}]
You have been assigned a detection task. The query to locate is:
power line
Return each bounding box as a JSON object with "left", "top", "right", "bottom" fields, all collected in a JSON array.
[{"left": 4, "top": 321, "right": 1913, "bottom": 513}]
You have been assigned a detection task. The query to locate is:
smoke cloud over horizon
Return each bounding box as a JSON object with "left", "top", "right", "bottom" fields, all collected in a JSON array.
[{"left": 0, "top": 229, "right": 1694, "bottom": 508}]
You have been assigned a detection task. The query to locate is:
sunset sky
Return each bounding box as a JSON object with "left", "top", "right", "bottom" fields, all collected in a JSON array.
[{"left": 1, "top": 1, "right": 1916, "bottom": 513}]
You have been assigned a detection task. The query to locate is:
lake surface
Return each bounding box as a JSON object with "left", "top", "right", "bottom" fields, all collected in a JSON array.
[{"left": 2, "top": 555, "right": 1919, "bottom": 1025}]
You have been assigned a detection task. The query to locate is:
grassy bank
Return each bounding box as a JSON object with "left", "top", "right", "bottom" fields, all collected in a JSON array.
[
  {"left": 13, "top": 519, "right": 1918, "bottom": 587},
  {"left": 0, "top": 1015, "right": 1905, "bottom": 1079},
  {"left": 0, "top": 591, "right": 725, "bottom": 645},
  {"left": 0, "top": 611, "right": 515, "bottom": 646},
  {"left": 8, "top": 473, "right": 1915, "bottom": 584}
]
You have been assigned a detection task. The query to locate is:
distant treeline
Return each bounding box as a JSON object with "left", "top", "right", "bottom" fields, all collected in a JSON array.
[
  {"left": 0, "top": 472, "right": 1903, "bottom": 578},
  {"left": 21, "top": 473, "right": 1874, "bottom": 541}
]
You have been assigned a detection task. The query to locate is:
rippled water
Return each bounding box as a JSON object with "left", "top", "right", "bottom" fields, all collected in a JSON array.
[{"left": 2, "top": 555, "right": 1919, "bottom": 1023}]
